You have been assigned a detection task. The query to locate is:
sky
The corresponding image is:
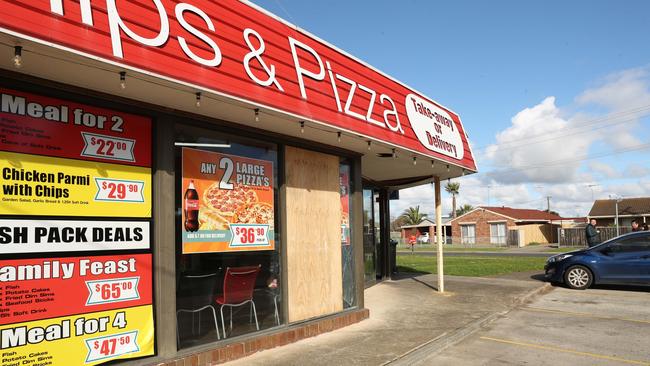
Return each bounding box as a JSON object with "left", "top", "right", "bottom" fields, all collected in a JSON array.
[{"left": 252, "top": 0, "right": 650, "bottom": 218}]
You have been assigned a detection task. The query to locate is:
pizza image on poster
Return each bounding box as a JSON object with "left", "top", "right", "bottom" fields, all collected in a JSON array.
[{"left": 181, "top": 148, "right": 274, "bottom": 253}]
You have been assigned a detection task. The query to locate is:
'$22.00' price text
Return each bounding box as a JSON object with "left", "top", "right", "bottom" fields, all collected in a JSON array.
[{"left": 90, "top": 136, "right": 128, "bottom": 157}]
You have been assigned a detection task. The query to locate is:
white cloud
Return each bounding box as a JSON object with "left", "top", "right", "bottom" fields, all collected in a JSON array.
[
  {"left": 393, "top": 67, "right": 650, "bottom": 219},
  {"left": 470, "top": 66, "right": 650, "bottom": 217},
  {"left": 588, "top": 161, "right": 619, "bottom": 179},
  {"left": 576, "top": 67, "right": 650, "bottom": 112},
  {"left": 484, "top": 97, "right": 592, "bottom": 184},
  {"left": 623, "top": 164, "right": 650, "bottom": 178}
]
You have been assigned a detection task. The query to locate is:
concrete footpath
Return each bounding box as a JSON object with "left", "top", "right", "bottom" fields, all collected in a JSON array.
[{"left": 224, "top": 273, "right": 550, "bottom": 366}]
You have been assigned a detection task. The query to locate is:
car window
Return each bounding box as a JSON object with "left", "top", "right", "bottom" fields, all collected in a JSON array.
[{"left": 610, "top": 235, "right": 650, "bottom": 253}]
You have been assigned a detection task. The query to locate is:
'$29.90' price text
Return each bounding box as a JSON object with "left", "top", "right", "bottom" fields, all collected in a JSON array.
[{"left": 101, "top": 181, "right": 139, "bottom": 200}]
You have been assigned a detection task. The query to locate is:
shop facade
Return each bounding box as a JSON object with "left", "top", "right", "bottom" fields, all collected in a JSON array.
[{"left": 0, "top": 1, "right": 476, "bottom": 365}]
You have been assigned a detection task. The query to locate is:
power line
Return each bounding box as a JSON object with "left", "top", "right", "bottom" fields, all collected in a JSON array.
[
  {"left": 476, "top": 142, "right": 650, "bottom": 176},
  {"left": 477, "top": 112, "right": 648, "bottom": 154},
  {"left": 473, "top": 104, "right": 650, "bottom": 152}
]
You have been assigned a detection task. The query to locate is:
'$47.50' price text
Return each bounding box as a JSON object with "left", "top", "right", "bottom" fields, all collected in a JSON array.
[{"left": 94, "top": 334, "right": 131, "bottom": 357}]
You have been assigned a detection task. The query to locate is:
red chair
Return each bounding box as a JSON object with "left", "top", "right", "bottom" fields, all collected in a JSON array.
[{"left": 215, "top": 265, "right": 261, "bottom": 338}]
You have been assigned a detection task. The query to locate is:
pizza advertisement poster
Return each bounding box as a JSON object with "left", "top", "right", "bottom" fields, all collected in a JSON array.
[
  {"left": 181, "top": 148, "right": 275, "bottom": 253},
  {"left": 340, "top": 165, "right": 351, "bottom": 246}
]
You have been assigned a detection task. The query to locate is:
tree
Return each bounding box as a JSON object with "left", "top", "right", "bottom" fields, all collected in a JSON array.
[
  {"left": 445, "top": 181, "right": 460, "bottom": 218},
  {"left": 455, "top": 204, "right": 474, "bottom": 217},
  {"left": 399, "top": 206, "right": 427, "bottom": 226}
]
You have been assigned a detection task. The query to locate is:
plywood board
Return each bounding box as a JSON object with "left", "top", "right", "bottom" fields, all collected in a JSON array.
[{"left": 284, "top": 146, "right": 343, "bottom": 322}]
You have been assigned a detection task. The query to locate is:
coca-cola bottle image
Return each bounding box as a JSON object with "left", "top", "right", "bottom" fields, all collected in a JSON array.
[{"left": 184, "top": 180, "right": 199, "bottom": 232}]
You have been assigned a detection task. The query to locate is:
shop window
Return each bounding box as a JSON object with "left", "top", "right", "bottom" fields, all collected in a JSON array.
[
  {"left": 340, "top": 162, "right": 355, "bottom": 308},
  {"left": 175, "top": 125, "right": 281, "bottom": 349},
  {"left": 461, "top": 224, "right": 476, "bottom": 244},
  {"left": 362, "top": 189, "right": 376, "bottom": 283}
]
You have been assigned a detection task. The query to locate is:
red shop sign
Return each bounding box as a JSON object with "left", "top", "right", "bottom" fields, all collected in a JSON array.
[{"left": 0, "top": 0, "right": 475, "bottom": 170}]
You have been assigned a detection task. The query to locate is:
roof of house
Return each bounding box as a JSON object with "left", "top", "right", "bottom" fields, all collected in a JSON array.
[
  {"left": 588, "top": 197, "right": 650, "bottom": 217},
  {"left": 400, "top": 217, "right": 452, "bottom": 229},
  {"left": 481, "top": 206, "right": 563, "bottom": 221},
  {"left": 450, "top": 206, "right": 563, "bottom": 223}
]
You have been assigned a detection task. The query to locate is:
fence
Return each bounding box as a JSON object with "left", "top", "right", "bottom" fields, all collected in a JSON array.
[
  {"left": 394, "top": 236, "right": 509, "bottom": 249},
  {"left": 507, "top": 229, "right": 520, "bottom": 247},
  {"left": 558, "top": 227, "right": 631, "bottom": 247}
]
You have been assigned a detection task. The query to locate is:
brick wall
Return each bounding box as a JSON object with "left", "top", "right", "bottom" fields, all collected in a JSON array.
[
  {"left": 154, "top": 308, "right": 369, "bottom": 366},
  {"left": 450, "top": 209, "right": 515, "bottom": 242}
]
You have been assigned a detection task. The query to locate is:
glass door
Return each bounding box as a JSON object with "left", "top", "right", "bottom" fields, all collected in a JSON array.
[{"left": 362, "top": 189, "right": 376, "bottom": 284}]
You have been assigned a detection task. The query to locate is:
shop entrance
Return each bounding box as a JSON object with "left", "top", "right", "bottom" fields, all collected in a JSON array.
[{"left": 363, "top": 186, "right": 391, "bottom": 285}]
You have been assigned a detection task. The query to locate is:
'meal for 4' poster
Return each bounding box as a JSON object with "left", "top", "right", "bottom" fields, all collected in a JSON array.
[{"left": 182, "top": 148, "right": 275, "bottom": 253}]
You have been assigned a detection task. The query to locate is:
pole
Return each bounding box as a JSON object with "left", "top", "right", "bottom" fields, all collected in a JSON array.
[
  {"left": 615, "top": 199, "right": 620, "bottom": 236},
  {"left": 547, "top": 196, "right": 551, "bottom": 212},
  {"left": 435, "top": 176, "right": 444, "bottom": 293}
]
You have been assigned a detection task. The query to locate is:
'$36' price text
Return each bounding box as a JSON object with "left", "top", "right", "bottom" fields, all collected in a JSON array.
[{"left": 234, "top": 227, "right": 266, "bottom": 244}]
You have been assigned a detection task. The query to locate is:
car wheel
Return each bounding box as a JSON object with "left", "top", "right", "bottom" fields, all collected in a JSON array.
[{"left": 564, "top": 265, "right": 593, "bottom": 290}]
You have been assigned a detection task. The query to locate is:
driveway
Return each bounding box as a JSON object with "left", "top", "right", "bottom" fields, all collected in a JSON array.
[{"left": 421, "top": 284, "right": 650, "bottom": 365}]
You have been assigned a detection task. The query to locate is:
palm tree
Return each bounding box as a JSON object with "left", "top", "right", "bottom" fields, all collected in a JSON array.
[
  {"left": 399, "top": 206, "right": 427, "bottom": 225},
  {"left": 445, "top": 181, "right": 460, "bottom": 218},
  {"left": 455, "top": 204, "right": 474, "bottom": 217}
]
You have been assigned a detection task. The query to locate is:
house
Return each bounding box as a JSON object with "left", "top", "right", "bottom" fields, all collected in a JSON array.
[
  {"left": 588, "top": 197, "right": 650, "bottom": 227},
  {"left": 449, "top": 206, "right": 563, "bottom": 246},
  {"left": 400, "top": 217, "right": 452, "bottom": 244},
  {"left": 551, "top": 217, "right": 588, "bottom": 228}
]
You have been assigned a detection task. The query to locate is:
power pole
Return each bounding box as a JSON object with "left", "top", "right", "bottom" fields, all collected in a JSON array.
[{"left": 546, "top": 196, "right": 552, "bottom": 212}]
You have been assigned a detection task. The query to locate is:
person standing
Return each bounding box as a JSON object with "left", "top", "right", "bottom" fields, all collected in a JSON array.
[
  {"left": 631, "top": 219, "right": 641, "bottom": 232},
  {"left": 585, "top": 218, "right": 601, "bottom": 247}
]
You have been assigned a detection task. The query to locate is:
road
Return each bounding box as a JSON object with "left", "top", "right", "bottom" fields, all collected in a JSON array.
[
  {"left": 418, "top": 284, "right": 650, "bottom": 365},
  {"left": 398, "top": 251, "right": 554, "bottom": 258}
]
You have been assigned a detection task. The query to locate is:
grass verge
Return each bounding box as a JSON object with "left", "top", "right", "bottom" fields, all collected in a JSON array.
[
  {"left": 545, "top": 247, "right": 584, "bottom": 253},
  {"left": 397, "top": 255, "right": 547, "bottom": 277},
  {"left": 397, "top": 246, "right": 508, "bottom": 252}
]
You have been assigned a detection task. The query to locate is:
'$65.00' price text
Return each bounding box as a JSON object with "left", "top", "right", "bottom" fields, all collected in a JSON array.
[{"left": 95, "top": 281, "right": 134, "bottom": 301}]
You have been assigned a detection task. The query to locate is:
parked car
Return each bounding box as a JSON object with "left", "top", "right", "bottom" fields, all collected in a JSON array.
[
  {"left": 545, "top": 231, "right": 650, "bottom": 289},
  {"left": 418, "top": 232, "right": 430, "bottom": 244}
]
